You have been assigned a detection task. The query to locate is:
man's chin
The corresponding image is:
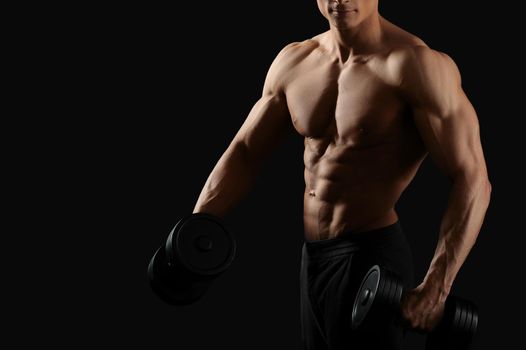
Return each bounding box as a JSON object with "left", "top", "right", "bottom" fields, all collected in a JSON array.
[
  {"left": 330, "top": 18, "right": 360, "bottom": 29},
  {"left": 331, "top": 22, "right": 358, "bottom": 31}
]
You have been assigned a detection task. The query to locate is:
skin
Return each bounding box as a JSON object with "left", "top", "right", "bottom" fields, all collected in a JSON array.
[{"left": 193, "top": 0, "right": 491, "bottom": 334}]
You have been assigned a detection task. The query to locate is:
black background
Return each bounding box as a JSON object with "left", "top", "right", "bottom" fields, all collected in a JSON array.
[{"left": 27, "top": 1, "right": 524, "bottom": 349}]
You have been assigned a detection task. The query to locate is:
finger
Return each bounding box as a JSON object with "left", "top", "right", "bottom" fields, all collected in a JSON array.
[{"left": 413, "top": 322, "right": 427, "bottom": 334}]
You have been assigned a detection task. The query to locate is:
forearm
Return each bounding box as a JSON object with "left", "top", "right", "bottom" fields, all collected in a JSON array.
[
  {"left": 423, "top": 173, "right": 492, "bottom": 298},
  {"left": 193, "top": 143, "right": 263, "bottom": 219}
]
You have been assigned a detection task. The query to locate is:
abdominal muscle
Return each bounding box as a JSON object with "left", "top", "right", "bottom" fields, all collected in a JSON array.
[{"left": 302, "top": 138, "right": 425, "bottom": 241}]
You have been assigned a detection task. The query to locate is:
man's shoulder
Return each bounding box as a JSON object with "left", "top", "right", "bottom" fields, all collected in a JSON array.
[
  {"left": 264, "top": 39, "right": 318, "bottom": 93},
  {"left": 273, "top": 38, "right": 321, "bottom": 66},
  {"left": 376, "top": 22, "right": 461, "bottom": 96},
  {"left": 266, "top": 38, "right": 322, "bottom": 84},
  {"left": 382, "top": 40, "right": 460, "bottom": 90},
  {"left": 383, "top": 44, "right": 462, "bottom": 108},
  {"left": 388, "top": 45, "right": 452, "bottom": 67},
  {"left": 379, "top": 18, "right": 454, "bottom": 70}
]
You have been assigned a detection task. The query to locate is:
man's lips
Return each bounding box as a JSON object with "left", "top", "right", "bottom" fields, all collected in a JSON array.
[{"left": 332, "top": 9, "right": 357, "bottom": 14}]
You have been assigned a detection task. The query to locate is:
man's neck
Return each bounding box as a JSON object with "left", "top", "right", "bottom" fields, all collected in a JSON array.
[{"left": 329, "top": 14, "right": 384, "bottom": 64}]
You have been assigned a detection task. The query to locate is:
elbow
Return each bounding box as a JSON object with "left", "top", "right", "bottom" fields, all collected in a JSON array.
[
  {"left": 473, "top": 173, "right": 492, "bottom": 205},
  {"left": 476, "top": 170, "right": 492, "bottom": 198},
  {"left": 454, "top": 170, "right": 492, "bottom": 203},
  {"left": 235, "top": 140, "right": 271, "bottom": 167},
  {"left": 485, "top": 178, "right": 492, "bottom": 195},
  {"left": 232, "top": 141, "right": 252, "bottom": 163},
  {"left": 231, "top": 141, "right": 265, "bottom": 173},
  {"left": 484, "top": 178, "right": 492, "bottom": 204}
]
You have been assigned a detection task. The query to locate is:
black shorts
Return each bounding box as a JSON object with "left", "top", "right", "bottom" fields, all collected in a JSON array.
[{"left": 300, "top": 221, "right": 414, "bottom": 350}]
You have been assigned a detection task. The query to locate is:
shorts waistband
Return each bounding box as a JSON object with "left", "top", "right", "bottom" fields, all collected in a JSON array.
[{"left": 303, "top": 221, "right": 404, "bottom": 260}]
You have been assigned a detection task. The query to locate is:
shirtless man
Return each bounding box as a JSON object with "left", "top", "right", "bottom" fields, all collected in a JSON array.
[{"left": 192, "top": 1, "right": 492, "bottom": 348}]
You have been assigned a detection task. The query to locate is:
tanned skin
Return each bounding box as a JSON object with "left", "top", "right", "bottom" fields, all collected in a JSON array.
[{"left": 193, "top": 0, "right": 491, "bottom": 333}]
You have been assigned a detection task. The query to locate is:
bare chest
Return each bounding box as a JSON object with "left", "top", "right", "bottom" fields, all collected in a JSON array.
[{"left": 284, "top": 57, "right": 408, "bottom": 147}]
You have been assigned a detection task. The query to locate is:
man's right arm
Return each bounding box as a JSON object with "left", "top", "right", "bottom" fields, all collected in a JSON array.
[{"left": 192, "top": 43, "right": 299, "bottom": 219}]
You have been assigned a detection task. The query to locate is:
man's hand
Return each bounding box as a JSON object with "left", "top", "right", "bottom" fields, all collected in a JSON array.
[{"left": 400, "top": 282, "right": 447, "bottom": 333}]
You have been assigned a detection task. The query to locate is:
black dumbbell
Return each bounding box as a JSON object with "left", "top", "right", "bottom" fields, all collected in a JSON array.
[
  {"left": 351, "top": 265, "right": 478, "bottom": 350},
  {"left": 147, "top": 213, "right": 237, "bottom": 305}
]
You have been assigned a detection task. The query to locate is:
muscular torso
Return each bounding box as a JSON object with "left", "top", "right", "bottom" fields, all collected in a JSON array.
[{"left": 283, "top": 26, "right": 429, "bottom": 241}]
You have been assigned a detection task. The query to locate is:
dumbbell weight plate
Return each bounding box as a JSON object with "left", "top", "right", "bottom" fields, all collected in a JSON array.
[
  {"left": 384, "top": 269, "right": 403, "bottom": 309},
  {"left": 456, "top": 299, "right": 468, "bottom": 337},
  {"left": 463, "top": 302, "right": 473, "bottom": 337},
  {"left": 351, "top": 265, "right": 381, "bottom": 329},
  {"left": 426, "top": 296, "right": 455, "bottom": 349},
  {"left": 440, "top": 297, "right": 467, "bottom": 348},
  {"left": 454, "top": 298, "right": 478, "bottom": 347},
  {"left": 468, "top": 300, "right": 478, "bottom": 332},
  {"left": 469, "top": 302, "right": 479, "bottom": 337},
  {"left": 378, "top": 272, "right": 392, "bottom": 308},
  {"left": 451, "top": 301, "right": 471, "bottom": 347},
  {"left": 426, "top": 296, "right": 478, "bottom": 350},
  {"left": 463, "top": 303, "right": 475, "bottom": 347},
  {"left": 351, "top": 265, "right": 404, "bottom": 329},
  {"left": 375, "top": 267, "right": 403, "bottom": 313},
  {"left": 166, "top": 213, "right": 236, "bottom": 277},
  {"left": 147, "top": 246, "right": 210, "bottom": 305}
]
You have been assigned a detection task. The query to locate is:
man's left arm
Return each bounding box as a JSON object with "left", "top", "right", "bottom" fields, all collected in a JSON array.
[{"left": 397, "top": 46, "right": 492, "bottom": 331}]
